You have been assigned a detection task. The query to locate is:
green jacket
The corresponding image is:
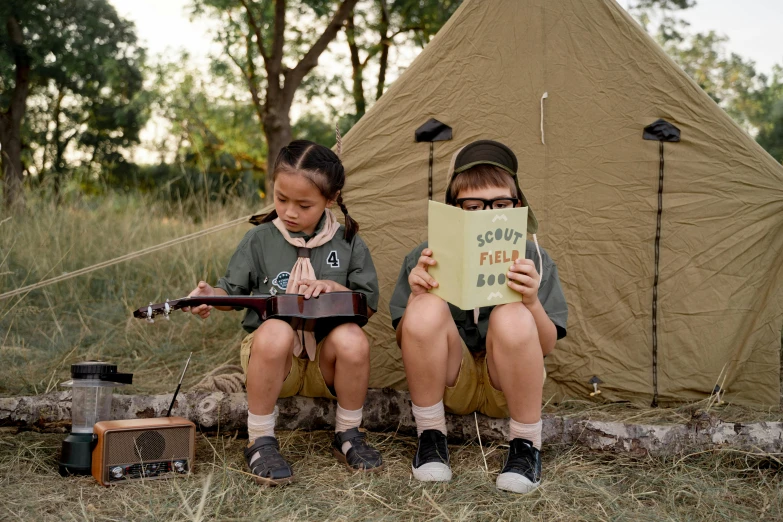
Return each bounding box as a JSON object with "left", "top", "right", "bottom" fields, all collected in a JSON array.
[{"left": 217, "top": 213, "right": 379, "bottom": 333}]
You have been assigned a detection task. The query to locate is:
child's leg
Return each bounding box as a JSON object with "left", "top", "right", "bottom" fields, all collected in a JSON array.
[
  {"left": 399, "top": 293, "right": 464, "bottom": 482},
  {"left": 319, "top": 323, "right": 383, "bottom": 471},
  {"left": 399, "top": 293, "right": 463, "bottom": 408},
  {"left": 246, "top": 319, "right": 295, "bottom": 416},
  {"left": 244, "top": 319, "right": 297, "bottom": 485},
  {"left": 485, "top": 302, "right": 543, "bottom": 427},
  {"left": 319, "top": 322, "right": 370, "bottom": 409},
  {"left": 486, "top": 302, "right": 544, "bottom": 494}
]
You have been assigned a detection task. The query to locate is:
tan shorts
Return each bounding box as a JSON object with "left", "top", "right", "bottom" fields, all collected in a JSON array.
[
  {"left": 443, "top": 340, "right": 546, "bottom": 419},
  {"left": 240, "top": 332, "right": 337, "bottom": 400}
]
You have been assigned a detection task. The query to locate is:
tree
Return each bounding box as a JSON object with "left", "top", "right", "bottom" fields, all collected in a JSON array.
[
  {"left": 0, "top": 0, "right": 145, "bottom": 209},
  {"left": 626, "top": 0, "right": 783, "bottom": 162},
  {"left": 743, "top": 67, "right": 783, "bottom": 163},
  {"left": 192, "top": 0, "right": 361, "bottom": 201},
  {"left": 142, "top": 56, "right": 267, "bottom": 202},
  {"left": 344, "top": 0, "right": 462, "bottom": 120},
  {"left": 0, "top": 2, "right": 32, "bottom": 210}
]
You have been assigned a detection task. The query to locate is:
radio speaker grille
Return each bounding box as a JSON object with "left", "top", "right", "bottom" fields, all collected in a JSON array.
[{"left": 105, "top": 427, "right": 192, "bottom": 465}]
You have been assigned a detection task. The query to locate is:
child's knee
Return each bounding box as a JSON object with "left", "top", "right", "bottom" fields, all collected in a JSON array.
[
  {"left": 401, "top": 293, "right": 451, "bottom": 340},
  {"left": 251, "top": 320, "right": 294, "bottom": 362},
  {"left": 489, "top": 303, "right": 538, "bottom": 347},
  {"left": 331, "top": 323, "right": 370, "bottom": 365}
]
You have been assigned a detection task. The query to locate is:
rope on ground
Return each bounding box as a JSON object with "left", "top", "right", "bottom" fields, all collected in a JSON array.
[
  {"left": 191, "top": 364, "right": 245, "bottom": 393},
  {"left": 0, "top": 213, "right": 259, "bottom": 301}
]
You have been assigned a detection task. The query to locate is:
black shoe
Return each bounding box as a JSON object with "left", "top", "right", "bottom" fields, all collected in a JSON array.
[
  {"left": 332, "top": 428, "right": 384, "bottom": 472},
  {"left": 496, "top": 438, "right": 541, "bottom": 494},
  {"left": 412, "top": 429, "right": 452, "bottom": 481},
  {"left": 244, "top": 436, "right": 294, "bottom": 486}
]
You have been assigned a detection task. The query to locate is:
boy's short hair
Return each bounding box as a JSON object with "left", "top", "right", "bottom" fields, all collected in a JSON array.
[
  {"left": 446, "top": 164, "right": 520, "bottom": 204},
  {"left": 444, "top": 140, "right": 539, "bottom": 233}
]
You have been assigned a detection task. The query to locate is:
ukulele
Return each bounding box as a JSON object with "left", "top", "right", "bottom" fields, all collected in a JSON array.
[{"left": 134, "top": 291, "right": 369, "bottom": 332}]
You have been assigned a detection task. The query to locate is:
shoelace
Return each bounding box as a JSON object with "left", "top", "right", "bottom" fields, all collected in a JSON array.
[
  {"left": 504, "top": 442, "right": 538, "bottom": 475},
  {"left": 418, "top": 432, "right": 448, "bottom": 463}
]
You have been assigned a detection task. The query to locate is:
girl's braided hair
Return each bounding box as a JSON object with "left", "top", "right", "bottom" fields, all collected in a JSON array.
[{"left": 261, "top": 140, "right": 359, "bottom": 242}]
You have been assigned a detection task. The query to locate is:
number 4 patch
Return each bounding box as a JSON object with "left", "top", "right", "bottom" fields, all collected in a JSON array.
[{"left": 326, "top": 250, "right": 340, "bottom": 268}]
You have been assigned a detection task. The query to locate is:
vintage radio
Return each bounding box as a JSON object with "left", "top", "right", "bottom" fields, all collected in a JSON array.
[{"left": 92, "top": 417, "right": 196, "bottom": 486}]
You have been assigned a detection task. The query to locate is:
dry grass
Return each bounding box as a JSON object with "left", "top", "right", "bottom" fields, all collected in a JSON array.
[
  {"left": 1, "top": 429, "right": 781, "bottom": 521},
  {"left": 2, "top": 195, "right": 782, "bottom": 520},
  {"left": 0, "top": 195, "right": 253, "bottom": 397}
]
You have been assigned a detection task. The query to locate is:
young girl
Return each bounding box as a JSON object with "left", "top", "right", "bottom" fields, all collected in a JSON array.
[{"left": 185, "top": 140, "right": 382, "bottom": 485}]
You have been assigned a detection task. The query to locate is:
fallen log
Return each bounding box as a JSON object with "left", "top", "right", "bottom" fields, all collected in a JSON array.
[{"left": 1, "top": 390, "right": 781, "bottom": 457}]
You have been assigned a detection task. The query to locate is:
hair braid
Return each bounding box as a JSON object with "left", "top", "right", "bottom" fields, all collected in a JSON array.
[{"left": 336, "top": 193, "right": 358, "bottom": 242}]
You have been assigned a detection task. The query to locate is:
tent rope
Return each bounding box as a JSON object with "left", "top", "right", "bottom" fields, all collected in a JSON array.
[
  {"left": 0, "top": 214, "right": 255, "bottom": 301},
  {"left": 540, "top": 92, "right": 549, "bottom": 144}
]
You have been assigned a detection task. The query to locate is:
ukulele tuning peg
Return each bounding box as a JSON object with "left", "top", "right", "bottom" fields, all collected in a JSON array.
[
  {"left": 164, "top": 300, "right": 171, "bottom": 320},
  {"left": 146, "top": 304, "right": 155, "bottom": 324}
]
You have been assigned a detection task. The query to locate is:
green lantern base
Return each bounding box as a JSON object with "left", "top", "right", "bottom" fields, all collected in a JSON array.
[{"left": 58, "top": 433, "right": 97, "bottom": 476}]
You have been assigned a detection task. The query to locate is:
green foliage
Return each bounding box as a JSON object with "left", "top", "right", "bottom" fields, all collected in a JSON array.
[
  {"left": 135, "top": 56, "right": 266, "bottom": 203},
  {"left": 745, "top": 67, "right": 783, "bottom": 163},
  {"left": 0, "top": 0, "right": 148, "bottom": 195},
  {"left": 627, "top": 0, "right": 783, "bottom": 164},
  {"left": 388, "top": 0, "right": 463, "bottom": 47}
]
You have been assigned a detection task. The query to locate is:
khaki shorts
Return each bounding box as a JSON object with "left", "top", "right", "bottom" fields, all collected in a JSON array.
[
  {"left": 240, "top": 332, "right": 337, "bottom": 400},
  {"left": 444, "top": 340, "right": 546, "bottom": 419}
]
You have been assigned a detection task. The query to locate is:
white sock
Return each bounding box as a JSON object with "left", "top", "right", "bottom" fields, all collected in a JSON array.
[
  {"left": 247, "top": 407, "right": 278, "bottom": 466},
  {"left": 411, "top": 400, "right": 447, "bottom": 437},
  {"left": 509, "top": 418, "right": 542, "bottom": 449},
  {"left": 335, "top": 404, "right": 363, "bottom": 454}
]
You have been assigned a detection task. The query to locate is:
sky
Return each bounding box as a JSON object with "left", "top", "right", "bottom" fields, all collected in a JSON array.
[
  {"left": 112, "top": 0, "right": 782, "bottom": 74},
  {"left": 110, "top": 0, "right": 782, "bottom": 161}
]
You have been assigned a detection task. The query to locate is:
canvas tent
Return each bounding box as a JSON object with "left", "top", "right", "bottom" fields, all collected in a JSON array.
[{"left": 327, "top": 0, "right": 783, "bottom": 407}]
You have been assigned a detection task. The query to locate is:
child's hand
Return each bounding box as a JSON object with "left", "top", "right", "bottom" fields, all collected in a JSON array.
[
  {"left": 507, "top": 259, "right": 540, "bottom": 306},
  {"left": 409, "top": 248, "right": 439, "bottom": 296},
  {"left": 183, "top": 281, "right": 215, "bottom": 319},
  {"left": 298, "top": 279, "right": 337, "bottom": 299}
]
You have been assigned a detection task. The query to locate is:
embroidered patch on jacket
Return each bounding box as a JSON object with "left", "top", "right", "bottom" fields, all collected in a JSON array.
[
  {"left": 272, "top": 271, "right": 290, "bottom": 290},
  {"left": 326, "top": 250, "right": 340, "bottom": 268}
]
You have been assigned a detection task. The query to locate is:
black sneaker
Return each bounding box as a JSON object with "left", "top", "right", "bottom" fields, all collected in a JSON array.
[
  {"left": 412, "top": 429, "right": 452, "bottom": 481},
  {"left": 243, "top": 436, "right": 294, "bottom": 486},
  {"left": 496, "top": 438, "right": 541, "bottom": 494},
  {"left": 332, "top": 428, "right": 384, "bottom": 472}
]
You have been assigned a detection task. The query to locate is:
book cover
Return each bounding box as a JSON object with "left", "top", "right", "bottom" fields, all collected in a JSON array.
[{"left": 428, "top": 201, "right": 528, "bottom": 310}]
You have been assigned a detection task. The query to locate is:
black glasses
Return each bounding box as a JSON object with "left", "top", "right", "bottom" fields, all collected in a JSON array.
[{"left": 455, "top": 197, "right": 519, "bottom": 211}]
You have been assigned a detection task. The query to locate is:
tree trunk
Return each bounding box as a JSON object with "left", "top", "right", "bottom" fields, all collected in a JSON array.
[
  {"left": 1, "top": 14, "right": 31, "bottom": 212},
  {"left": 0, "top": 124, "right": 24, "bottom": 210},
  {"left": 376, "top": 0, "right": 390, "bottom": 101},
  {"left": 262, "top": 105, "right": 293, "bottom": 201},
  {"left": 3, "top": 390, "right": 782, "bottom": 457},
  {"left": 346, "top": 13, "right": 366, "bottom": 118},
  {"left": 52, "top": 89, "right": 65, "bottom": 203}
]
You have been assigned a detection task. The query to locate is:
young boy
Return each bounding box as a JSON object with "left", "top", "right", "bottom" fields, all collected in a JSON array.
[{"left": 389, "top": 140, "right": 567, "bottom": 494}]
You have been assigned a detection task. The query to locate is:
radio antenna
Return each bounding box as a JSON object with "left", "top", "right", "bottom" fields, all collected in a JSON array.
[{"left": 166, "top": 352, "right": 192, "bottom": 417}]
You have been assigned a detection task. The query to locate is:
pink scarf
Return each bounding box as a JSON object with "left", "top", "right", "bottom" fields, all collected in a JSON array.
[{"left": 272, "top": 210, "right": 341, "bottom": 360}]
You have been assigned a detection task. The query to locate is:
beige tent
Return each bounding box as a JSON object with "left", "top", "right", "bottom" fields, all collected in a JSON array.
[{"left": 335, "top": 0, "right": 783, "bottom": 407}]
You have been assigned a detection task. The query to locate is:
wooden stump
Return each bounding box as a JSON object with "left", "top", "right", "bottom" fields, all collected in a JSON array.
[{"left": 1, "top": 390, "right": 781, "bottom": 456}]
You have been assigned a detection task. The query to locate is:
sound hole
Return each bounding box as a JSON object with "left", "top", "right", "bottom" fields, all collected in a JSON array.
[{"left": 134, "top": 430, "right": 165, "bottom": 461}]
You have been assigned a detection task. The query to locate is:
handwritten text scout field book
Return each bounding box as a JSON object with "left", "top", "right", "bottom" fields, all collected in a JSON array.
[{"left": 428, "top": 201, "right": 528, "bottom": 310}]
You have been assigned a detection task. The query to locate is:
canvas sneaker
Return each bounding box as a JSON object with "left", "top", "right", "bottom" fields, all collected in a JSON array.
[
  {"left": 496, "top": 438, "right": 542, "bottom": 494},
  {"left": 412, "top": 429, "right": 452, "bottom": 481}
]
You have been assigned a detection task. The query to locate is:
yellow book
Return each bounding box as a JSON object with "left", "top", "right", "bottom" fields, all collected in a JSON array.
[{"left": 428, "top": 201, "right": 528, "bottom": 310}]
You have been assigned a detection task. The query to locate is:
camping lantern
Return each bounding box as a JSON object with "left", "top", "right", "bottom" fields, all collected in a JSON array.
[{"left": 58, "top": 361, "right": 132, "bottom": 476}]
